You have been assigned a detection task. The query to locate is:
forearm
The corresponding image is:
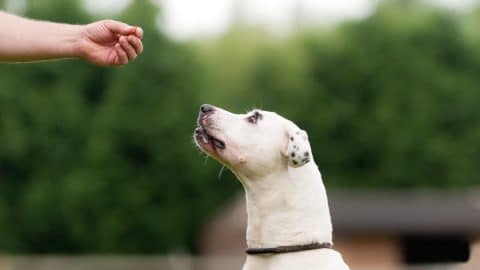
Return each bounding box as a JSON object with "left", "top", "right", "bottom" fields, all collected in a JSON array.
[{"left": 0, "top": 11, "right": 82, "bottom": 62}]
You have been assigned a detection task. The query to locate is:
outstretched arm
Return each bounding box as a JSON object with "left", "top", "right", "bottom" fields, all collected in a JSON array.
[{"left": 0, "top": 11, "right": 143, "bottom": 66}]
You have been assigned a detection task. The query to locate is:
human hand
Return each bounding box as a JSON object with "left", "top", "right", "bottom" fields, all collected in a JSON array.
[{"left": 76, "top": 20, "right": 143, "bottom": 66}]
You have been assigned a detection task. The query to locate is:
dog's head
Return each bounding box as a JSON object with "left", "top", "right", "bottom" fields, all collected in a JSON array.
[{"left": 194, "top": 104, "right": 312, "bottom": 178}]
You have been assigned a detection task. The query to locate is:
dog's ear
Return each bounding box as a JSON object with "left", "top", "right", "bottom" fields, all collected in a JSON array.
[{"left": 284, "top": 126, "right": 312, "bottom": 168}]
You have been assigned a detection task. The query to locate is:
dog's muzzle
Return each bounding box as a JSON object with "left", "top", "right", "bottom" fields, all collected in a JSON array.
[{"left": 194, "top": 104, "right": 226, "bottom": 150}]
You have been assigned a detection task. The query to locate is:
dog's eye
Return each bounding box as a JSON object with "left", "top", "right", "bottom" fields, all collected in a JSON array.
[{"left": 247, "top": 111, "right": 263, "bottom": 124}]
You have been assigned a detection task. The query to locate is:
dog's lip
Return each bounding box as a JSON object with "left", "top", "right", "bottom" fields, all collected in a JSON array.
[{"left": 194, "top": 126, "right": 226, "bottom": 151}]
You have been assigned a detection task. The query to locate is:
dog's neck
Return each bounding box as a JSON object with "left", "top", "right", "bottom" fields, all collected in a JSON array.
[{"left": 238, "top": 161, "right": 333, "bottom": 248}]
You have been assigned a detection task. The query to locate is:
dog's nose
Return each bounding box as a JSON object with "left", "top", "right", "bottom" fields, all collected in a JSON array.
[{"left": 200, "top": 104, "right": 215, "bottom": 114}]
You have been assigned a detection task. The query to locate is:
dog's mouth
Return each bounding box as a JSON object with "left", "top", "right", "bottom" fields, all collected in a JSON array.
[{"left": 194, "top": 127, "right": 226, "bottom": 153}]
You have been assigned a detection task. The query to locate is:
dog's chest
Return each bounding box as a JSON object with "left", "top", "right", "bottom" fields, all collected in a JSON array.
[{"left": 242, "top": 249, "right": 349, "bottom": 270}]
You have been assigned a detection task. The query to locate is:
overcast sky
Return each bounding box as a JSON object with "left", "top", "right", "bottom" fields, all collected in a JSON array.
[{"left": 24, "top": 0, "right": 479, "bottom": 41}]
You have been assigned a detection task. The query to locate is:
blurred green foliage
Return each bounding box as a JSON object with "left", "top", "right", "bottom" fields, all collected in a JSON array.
[{"left": 0, "top": 0, "right": 479, "bottom": 253}]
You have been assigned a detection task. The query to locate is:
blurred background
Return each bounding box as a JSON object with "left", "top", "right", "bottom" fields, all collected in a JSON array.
[{"left": 0, "top": 0, "right": 479, "bottom": 269}]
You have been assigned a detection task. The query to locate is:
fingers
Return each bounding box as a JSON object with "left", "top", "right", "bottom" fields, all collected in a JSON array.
[
  {"left": 115, "top": 43, "right": 128, "bottom": 65},
  {"left": 114, "top": 35, "right": 143, "bottom": 66},
  {"left": 128, "top": 35, "right": 143, "bottom": 55},
  {"left": 101, "top": 20, "right": 144, "bottom": 66},
  {"left": 104, "top": 20, "right": 137, "bottom": 35},
  {"left": 134, "top": 27, "right": 144, "bottom": 39},
  {"left": 119, "top": 36, "right": 137, "bottom": 60}
]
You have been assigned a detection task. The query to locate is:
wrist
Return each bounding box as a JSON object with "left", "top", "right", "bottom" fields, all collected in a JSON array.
[{"left": 68, "top": 24, "right": 87, "bottom": 59}]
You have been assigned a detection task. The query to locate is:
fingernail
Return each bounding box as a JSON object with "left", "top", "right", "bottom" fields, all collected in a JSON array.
[{"left": 136, "top": 27, "right": 144, "bottom": 38}]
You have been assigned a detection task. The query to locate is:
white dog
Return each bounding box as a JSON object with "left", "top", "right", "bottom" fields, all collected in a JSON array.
[{"left": 194, "top": 104, "right": 350, "bottom": 270}]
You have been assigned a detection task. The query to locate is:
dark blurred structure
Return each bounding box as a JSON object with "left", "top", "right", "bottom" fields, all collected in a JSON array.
[{"left": 200, "top": 191, "right": 480, "bottom": 269}]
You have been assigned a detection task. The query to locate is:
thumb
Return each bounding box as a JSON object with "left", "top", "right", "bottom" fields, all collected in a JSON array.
[{"left": 103, "top": 20, "right": 136, "bottom": 35}]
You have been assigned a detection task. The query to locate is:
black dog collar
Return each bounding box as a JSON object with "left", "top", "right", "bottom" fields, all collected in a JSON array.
[{"left": 246, "top": 242, "right": 333, "bottom": 255}]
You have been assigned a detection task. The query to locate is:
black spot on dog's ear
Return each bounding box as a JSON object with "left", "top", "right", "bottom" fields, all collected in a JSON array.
[
  {"left": 292, "top": 160, "right": 298, "bottom": 165},
  {"left": 291, "top": 152, "right": 295, "bottom": 158},
  {"left": 290, "top": 136, "right": 294, "bottom": 141},
  {"left": 304, "top": 152, "right": 309, "bottom": 157}
]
